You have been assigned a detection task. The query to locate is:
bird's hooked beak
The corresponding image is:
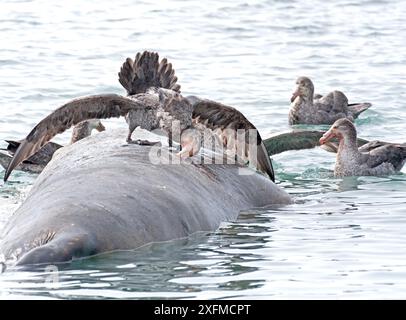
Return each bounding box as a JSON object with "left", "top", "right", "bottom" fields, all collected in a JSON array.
[
  {"left": 290, "top": 86, "right": 301, "bottom": 103},
  {"left": 96, "top": 122, "right": 106, "bottom": 132},
  {"left": 177, "top": 129, "right": 201, "bottom": 158},
  {"left": 319, "top": 127, "right": 338, "bottom": 145}
]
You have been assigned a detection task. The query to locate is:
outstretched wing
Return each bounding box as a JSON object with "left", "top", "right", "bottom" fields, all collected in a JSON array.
[
  {"left": 190, "top": 98, "right": 275, "bottom": 182},
  {"left": 4, "top": 94, "right": 143, "bottom": 181},
  {"left": 118, "top": 51, "right": 181, "bottom": 95}
]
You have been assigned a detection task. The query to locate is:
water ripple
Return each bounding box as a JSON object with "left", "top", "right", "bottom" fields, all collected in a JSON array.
[{"left": 1, "top": 0, "right": 406, "bottom": 299}]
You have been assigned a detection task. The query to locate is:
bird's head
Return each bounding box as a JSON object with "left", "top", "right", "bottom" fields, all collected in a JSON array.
[
  {"left": 87, "top": 119, "right": 106, "bottom": 132},
  {"left": 291, "top": 76, "right": 314, "bottom": 103},
  {"left": 319, "top": 118, "right": 357, "bottom": 145}
]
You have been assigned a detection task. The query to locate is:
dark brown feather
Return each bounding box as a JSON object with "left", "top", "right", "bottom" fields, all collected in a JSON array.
[
  {"left": 3, "top": 140, "right": 62, "bottom": 165},
  {"left": 192, "top": 99, "right": 275, "bottom": 181},
  {"left": 4, "top": 94, "right": 142, "bottom": 181},
  {"left": 366, "top": 143, "right": 406, "bottom": 170},
  {"left": 118, "top": 51, "right": 181, "bottom": 95}
]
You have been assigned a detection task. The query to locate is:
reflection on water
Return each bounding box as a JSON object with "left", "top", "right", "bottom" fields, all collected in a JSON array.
[{"left": 1, "top": 0, "right": 406, "bottom": 299}]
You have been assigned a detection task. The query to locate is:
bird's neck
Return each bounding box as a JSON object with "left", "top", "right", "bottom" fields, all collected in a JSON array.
[
  {"left": 336, "top": 134, "right": 360, "bottom": 167},
  {"left": 293, "top": 94, "right": 313, "bottom": 109},
  {"left": 302, "top": 91, "right": 313, "bottom": 105},
  {"left": 290, "top": 95, "right": 313, "bottom": 124}
]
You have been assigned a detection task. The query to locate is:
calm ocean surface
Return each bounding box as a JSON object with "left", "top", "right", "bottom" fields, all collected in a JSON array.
[{"left": 0, "top": 0, "right": 406, "bottom": 299}]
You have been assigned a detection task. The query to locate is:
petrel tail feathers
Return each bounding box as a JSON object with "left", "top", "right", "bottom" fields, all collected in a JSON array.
[
  {"left": 118, "top": 51, "right": 181, "bottom": 95},
  {"left": 347, "top": 102, "right": 372, "bottom": 119}
]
